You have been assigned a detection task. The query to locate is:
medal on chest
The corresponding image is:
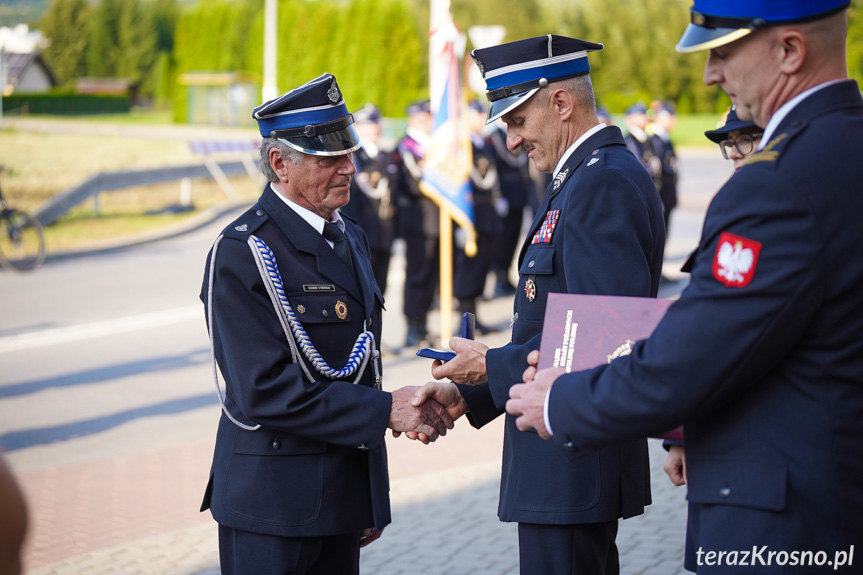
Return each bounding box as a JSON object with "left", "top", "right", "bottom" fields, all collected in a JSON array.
[
  {"left": 532, "top": 209, "right": 560, "bottom": 244},
  {"left": 524, "top": 277, "right": 537, "bottom": 302}
]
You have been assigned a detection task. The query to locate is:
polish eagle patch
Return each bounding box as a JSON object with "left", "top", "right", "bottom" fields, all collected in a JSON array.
[{"left": 712, "top": 231, "right": 762, "bottom": 288}]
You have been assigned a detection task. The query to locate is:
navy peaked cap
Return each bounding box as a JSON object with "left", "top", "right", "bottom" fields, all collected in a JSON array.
[
  {"left": 253, "top": 73, "right": 360, "bottom": 156},
  {"left": 406, "top": 99, "right": 431, "bottom": 116},
  {"left": 471, "top": 34, "right": 603, "bottom": 123},
  {"left": 704, "top": 106, "right": 759, "bottom": 143},
  {"left": 354, "top": 103, "right": 381, "bottom": 124},
  {"left": 625, "top": 103, "right": 649, "bottom": 116},
  {"left": 677, "top": 0, "right": 850, "bottom": 53}
]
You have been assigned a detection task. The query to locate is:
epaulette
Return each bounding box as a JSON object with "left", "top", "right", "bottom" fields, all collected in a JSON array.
[
  {"left": 744, "top": 120, "right": 807, "bottom": 167},
  {"left": 221, "top": 204, "right": 268, "bottom": 240}
]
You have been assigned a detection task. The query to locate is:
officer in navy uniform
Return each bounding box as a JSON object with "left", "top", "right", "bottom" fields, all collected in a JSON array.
[
  {"left": 648, "top": 104, "right": 679, "bottom": 237},
  {"left": 393, "top": 100, "right": 438, "bottom": 347},
  {"left": 453, "top": 100, "right": 503, "bottom": 333},
  {"left": 340, "top": 103, "right": 397, "bottom": 296},
  {"left": 487, "top": 117, "right": 536, "bottom": 298},
  {"left": 624, "top": 102, "right": 662, "bottom": 191},
  {"left": 412, "top": 35, "right": 666, "bottom": 575},
  {"left": 506, "top": 2, "right": 863, "bottom": 573},
  {"left": 199, "top": 73, "right": 452, "bottom": 575}
]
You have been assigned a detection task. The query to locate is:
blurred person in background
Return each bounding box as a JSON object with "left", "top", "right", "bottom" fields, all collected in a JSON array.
[
  {"left": 648, "top": 103, "right": 679, "bottom": 239},
  {"left": 454, "top": 100, "right": 503, "bottom": 334},
  {"left": 393, "top": 100, "right": 438, "bottom": 347},
  {"left": 341, "top": 103, "right": 398, "bottom": 296}
]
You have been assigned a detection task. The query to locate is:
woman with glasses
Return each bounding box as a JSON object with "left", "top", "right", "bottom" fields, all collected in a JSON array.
[{"left": 704, "top": 106, "right": 764, "bottom": 172}]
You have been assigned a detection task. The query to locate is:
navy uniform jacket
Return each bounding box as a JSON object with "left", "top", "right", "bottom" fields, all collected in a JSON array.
[
  {"left": 459, "top": 125, "right": 666, "bottom": 524},
  {"left": 547, "top": 81, "right": 863, "bottom": 572},
  {"left": 200, "top": 185, "right": 392, "bottom": 537},
  {"left": 341, "top": 145, "right": 397, "bottom": 251}
]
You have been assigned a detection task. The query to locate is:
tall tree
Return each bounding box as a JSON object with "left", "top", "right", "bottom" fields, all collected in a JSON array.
[
  {"left": 38, "top": 0, "right": 91, "bottom": 87},
  {"left": 86, "top": 0, "right": 122, "bottom": 77},
  {"left": 116, "top": 0, "right": 157, "bottom": 94}
]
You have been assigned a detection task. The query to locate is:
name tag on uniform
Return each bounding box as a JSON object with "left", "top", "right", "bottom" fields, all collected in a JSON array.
[{"left": 303, "top": 284, "right": 336, "bottom": 293}]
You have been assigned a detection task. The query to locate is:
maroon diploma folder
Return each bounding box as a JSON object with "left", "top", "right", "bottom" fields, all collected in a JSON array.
[{"left": 538, "top": 293, "right": 682, "bottom": 442}]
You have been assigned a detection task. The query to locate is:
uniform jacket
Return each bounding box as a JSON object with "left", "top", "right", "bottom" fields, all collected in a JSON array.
[
  {"left": 393, "top": 133, "right": 440, "bottom": 238},
  {"left": 200, "top": 185, "right": 392, "bottom": 537},
  {"left": 341, "top": 144, "right": 397, "bottom": 250},
  {"left": 547, "top": 81, "right": 863, "bottom": 572},
  {"left": 459, "top": 125, "right": 666, "bottom": 524},
  {"left": 650, "top": 130, "right": 678, "bottom": 212}
]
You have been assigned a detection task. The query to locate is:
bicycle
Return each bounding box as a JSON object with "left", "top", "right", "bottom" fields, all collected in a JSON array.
[{"left": 0, "top": 166, "right": 46, "bottom": 272}]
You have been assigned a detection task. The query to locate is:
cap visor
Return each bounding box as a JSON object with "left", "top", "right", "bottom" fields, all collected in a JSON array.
[
  {"left": 279, "top": 125, "right": 361, "bottom": 156},
  {"left": 675, "top": 24, "right": 752, "bottom": 54},
  {"left": 486, "top": 89, "right": 539, "bottom": 124},
  {"left": 704, "top": 119, "right": 760, "bottom": 143}
]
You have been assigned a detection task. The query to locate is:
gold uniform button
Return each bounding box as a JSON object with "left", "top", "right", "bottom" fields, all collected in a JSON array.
[{"left": 297, "top": 305, "right": 306, "bottom": 314}]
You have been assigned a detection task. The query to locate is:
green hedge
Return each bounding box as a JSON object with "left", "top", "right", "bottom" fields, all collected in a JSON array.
[{"left": 2, "top": 93, "right": 132, "bottom": 115}]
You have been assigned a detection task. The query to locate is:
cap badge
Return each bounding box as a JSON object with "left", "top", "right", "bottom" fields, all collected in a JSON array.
[
  {"left": 553, "top": 168, "right": 570, "bottom": 190},
  {"left": 524, "top": 278, "right": 537, "bottom": 302},
  {"left": 234, "top": 224, "right": 248, "bottom": 232},
  {"left": 712, "top": 231, "right": 762, "bottom": 288},
  {"left": 327, "top": 79, "right": 340, "bottom": 104},
  {"left": 335, "top": 300, "right": 348, "bottom": 320}
]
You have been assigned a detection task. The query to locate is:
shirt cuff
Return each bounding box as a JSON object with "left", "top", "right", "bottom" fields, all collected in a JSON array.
[{"left": 543, "top": 385, "right": 554, "bottom": 437}]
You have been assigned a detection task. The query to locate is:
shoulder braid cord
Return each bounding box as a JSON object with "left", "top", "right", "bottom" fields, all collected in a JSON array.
[{"left": 207, "top": 234, "right": 381, "bottom": 432}]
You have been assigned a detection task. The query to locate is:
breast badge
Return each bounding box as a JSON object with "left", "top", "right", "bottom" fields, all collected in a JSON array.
[
  {"left": 525, "top": 278, "right": 537, "bottom": 302},
  {"left": 335, "top": 300, "right": 348, "bottom": 320}
]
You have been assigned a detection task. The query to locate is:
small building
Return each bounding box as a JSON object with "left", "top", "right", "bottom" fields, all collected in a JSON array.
[
  {"left": 1, "top": 50, "right": 57, "bottom": 95},
  {"left": 0, "top": 24, "right": 56, "bottom": 96},
  {"left": 177, "top": 71, "right": 258, "bottom": 127}
]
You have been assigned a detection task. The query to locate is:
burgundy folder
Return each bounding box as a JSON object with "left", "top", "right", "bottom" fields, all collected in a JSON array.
[{"left": 538, "top": 293, "right": 682, "bottom": 442}]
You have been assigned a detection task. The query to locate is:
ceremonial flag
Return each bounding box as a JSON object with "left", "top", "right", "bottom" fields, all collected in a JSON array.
[{"left": 421, "top": 8, "right": 476, "bottom": 257}]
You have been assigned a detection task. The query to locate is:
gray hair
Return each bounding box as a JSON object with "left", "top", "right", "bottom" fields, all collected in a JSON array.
[
  {"left": 258, "top": 137, "right": 303, "bottom": 182},
  {"left": 556, "top": 75, "right": 597, "bottom": 116}
]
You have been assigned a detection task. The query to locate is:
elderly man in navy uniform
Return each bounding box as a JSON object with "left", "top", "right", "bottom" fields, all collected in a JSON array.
[
  {"left": 507, "top": 2, "right": 863, "bottom": 573},
  {"left": 411, "top": 35, "right": 665, "bottom": 574},
  {"left": 199, "top": 73, "right": 453, "bottom": 575},
  {"left": 341, "top": 103, "right": 397, "bottom": 296}
]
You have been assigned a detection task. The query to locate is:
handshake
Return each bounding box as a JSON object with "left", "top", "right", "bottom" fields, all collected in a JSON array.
[{"left": 386, "top": 336, "right": 559, "bottom": 443}]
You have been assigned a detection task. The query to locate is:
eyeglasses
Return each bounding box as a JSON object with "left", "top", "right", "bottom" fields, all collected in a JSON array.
[{"left": 719, "top": 133, "right": 763, "bottom": 160}]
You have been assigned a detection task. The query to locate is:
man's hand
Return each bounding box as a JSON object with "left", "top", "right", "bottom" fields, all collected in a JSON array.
[
  {"left": 360, "top": 527, "right": 383, "bottom": 548},
  {"left": 505, "top": 365, "right": 564, "bottom": 440},
  {"left": 663, "top": 445, "right": 687, "bottom": 486},
  {"left": 394, "top": 381, "right": 469, "bottom": 442},
  {"left": 388, "top": 386, "right": 454, "bottom": 444},
  {"left": 430, "top": 337, "right": 489, "bottom": 385}
]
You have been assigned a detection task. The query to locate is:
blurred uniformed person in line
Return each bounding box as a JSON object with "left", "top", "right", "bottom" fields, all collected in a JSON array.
[
  {"left": 341, "top": 103, "right": 398, "bottom": 296},
  {"left": 623, "top": 102, "right": 662, "bottom": 190},
  {"left": 454, "top": 100, "right": 503, "bottom": 333},
  {"left": 647, "top": 104, "right": 678, "bottom": 238},
  {"left": 200, "top": 74, "right": 453, "bottom": 575},
  {"left": 487, "top": 116, "right": 536, "bottom": 299},
  {"left": 393, "top": 100, "right": 438, "bottom": 347},
  {"left": 507, "top": 2, "right": 863, "bottom": 573}
]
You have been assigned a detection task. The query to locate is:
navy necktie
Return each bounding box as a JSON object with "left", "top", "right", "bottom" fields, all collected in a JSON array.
[{"left": 323, "top": 222, "right": 355, "bottom": 273}]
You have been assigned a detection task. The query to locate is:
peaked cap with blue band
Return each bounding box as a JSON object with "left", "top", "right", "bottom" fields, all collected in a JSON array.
[
  {"left": 676, "top": 0, "right": 850, "bottom": 54},
  {"left": 471, "top": 34, "right": 604, "bottom": 124},
  {"left": 253, "top": 73, "right": 360, "bottom": 156}
]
